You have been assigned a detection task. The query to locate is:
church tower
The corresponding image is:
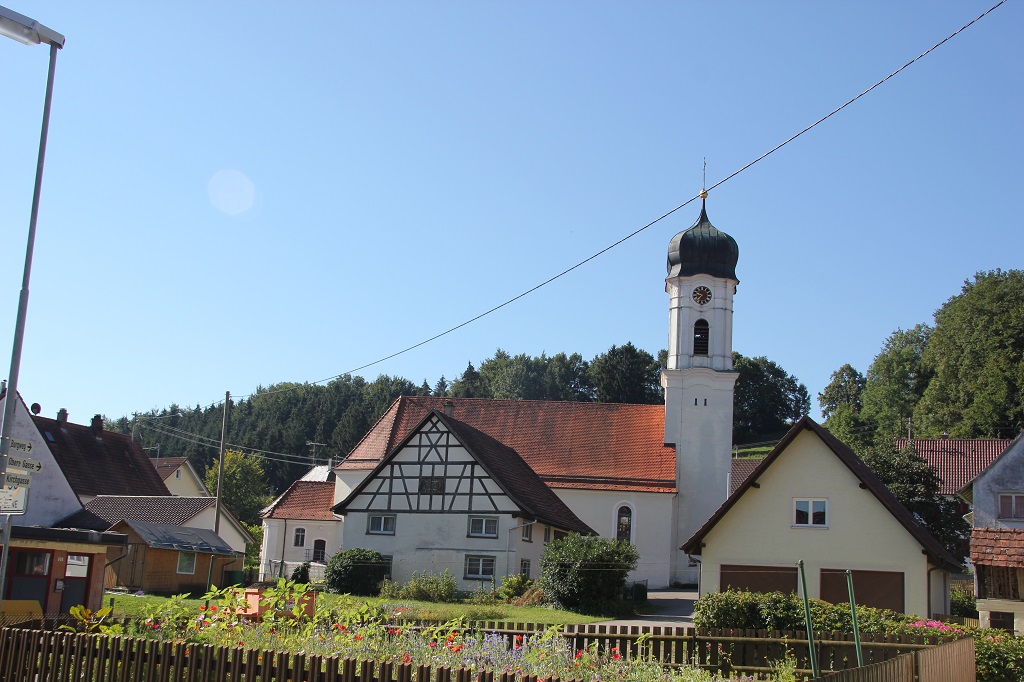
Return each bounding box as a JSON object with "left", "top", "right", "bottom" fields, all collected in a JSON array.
[{"left": 662, "top": 200, "right": 739, "bottom": 583}]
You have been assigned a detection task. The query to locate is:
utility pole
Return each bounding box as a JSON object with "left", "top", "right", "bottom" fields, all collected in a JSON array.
[
  {"left": 306, "top": 440, "right": 327, "bottom": 465},
  {"left": 206, "top": 391, "right": 230, "bottom": 593}
]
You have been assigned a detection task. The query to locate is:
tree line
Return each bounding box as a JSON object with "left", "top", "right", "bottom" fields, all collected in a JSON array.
[{"left": 110, "top": 343, "right": 809, "bottom": 503}]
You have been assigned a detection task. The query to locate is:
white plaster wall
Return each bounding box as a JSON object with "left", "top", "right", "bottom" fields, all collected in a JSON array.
[
  {"left": 259, "top": 516, "right": 344, "bottom": 580},
  {"left": 554, "top": 488, "right": 673, "bottom": 588},
  {"left": 343, "top": 510, "right": 525, "bottom": 591},
  {"left": 972, "top": 438, "right": 1024, "bottom": 529},
  {"left": 163, "top": 465, "right": 209, "bottom": 497},
  {"left": 0, "top": 395, "right": 82, "bottom": 526},
  {"left": 189, "top": 506, "right": 250, "bottom": 554},
  {"left": 335, "top": 469, "right": 371, "bottom": 505},
  {"left": 665, "top": 276, "right": 736, "bottom": 372},
  {"left": 697, "top": 429, "right": 936, "bottom": 618},
  {"left": 977, "top": 599, "right": 1024, "bottom": 635}
]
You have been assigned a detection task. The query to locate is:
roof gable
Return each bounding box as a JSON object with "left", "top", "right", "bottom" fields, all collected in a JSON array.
[
  {"left": 339, "top": 397, "right": 675, "bottom": 493},
  {"left": 957, "top": 431, "right": 1024, "bottom": 499},
  {"left": 32, "top": 415, "right": 169, "bottom": 498},
  {"left": 683, "top": 417, "right": 960, "bottom": 571},
  {"left": 335, "top": 410, "right": 594, "bottom": 535}
]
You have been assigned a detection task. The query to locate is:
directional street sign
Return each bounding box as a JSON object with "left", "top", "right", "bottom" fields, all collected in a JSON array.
[
  {"left": 5, "top": 455, "right": 42, "bottom": 473},
  {"left": 7, "top": 437, "right": 33, "bottom": 455},
  {"left": 3, "top": 472, "right": 31, "bottom": 488}
]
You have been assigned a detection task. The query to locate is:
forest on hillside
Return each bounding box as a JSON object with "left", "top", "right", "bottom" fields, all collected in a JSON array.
[{"left": 110, "top": 269, "right": 1024, "bottom": 505}]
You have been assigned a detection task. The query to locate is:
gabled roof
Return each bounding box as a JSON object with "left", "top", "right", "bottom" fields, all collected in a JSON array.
[
  {"left": 263, "top": 480, "right": 336, "bottom": 521},
  {"left": 971, "top": 528, "right": 1024, "bottom": 568},
  {"left": 683, "top": 417, "right": 961, "bottom": 572},
  {"left": 113, "top": 519, "right": 235, "bottom": 555},
  {"left": 151, "top": 457, "right": 189, "bottom": 480},
  {"left": 59, "top": 494, "right": 254, "bottom": 544},
  {"left": 334, "top": 410, "right": 595, "bottom": 535},
  {"left": 339, "top": 397, "right": 675, "bottom": 493},
  {"left": 896, "top": 437, "right": 1013, "bottom": 496},
  {"left": 61, "top": 495, "right": 218, "bottom": 530},
  {"left": 32, "top": 415, "right": 169, "bottom": 498}
]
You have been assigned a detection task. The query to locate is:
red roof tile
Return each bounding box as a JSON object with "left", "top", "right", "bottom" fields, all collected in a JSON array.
[
  {"left": 33, "top": 415, "right": 169, "bottom": 498},
  {"left": 264, "top": 481, "right": 337, "bottom": 521},
  {"left": 63, "top": 496, "right": 216, "bottom": 530},
  {"left": 896, "top": 438, "right": 1012, "bottom": 495},
  {"left": 971, "top": 528, "right": 1024, "bottom": 568},
  {"left": 340, "top": 397, "right": 675, "bottom": 493},
  {"left": 730, "top": 458, "right": 763, "bottom": 494}
]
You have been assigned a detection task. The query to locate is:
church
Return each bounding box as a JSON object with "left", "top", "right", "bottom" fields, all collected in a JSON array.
[
  {"left": 300, "top": 201, "right": 741, "bottom": 588},
  {"left": 260, "top": 203, "right": 956, "bottom": 613}
]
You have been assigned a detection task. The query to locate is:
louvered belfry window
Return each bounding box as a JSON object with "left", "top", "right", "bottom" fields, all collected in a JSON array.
[{"left": 693, "top": 319, "right": 710, "bottom": 356}]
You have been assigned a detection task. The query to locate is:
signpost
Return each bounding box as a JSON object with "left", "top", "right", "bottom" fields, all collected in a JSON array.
[
  {"left": 7, "top": 437, "right": 33, "bottom": 455},
  {"left": 5, "top": 455, "right": 40, "bottom": 473}
]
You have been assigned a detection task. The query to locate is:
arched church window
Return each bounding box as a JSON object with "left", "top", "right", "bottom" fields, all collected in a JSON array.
[
  {"left": 616, "top": 506, "right": 633, "bottom": 543},
  {"left": 693, "top": 319, "right": 709, "bottom": 356}
]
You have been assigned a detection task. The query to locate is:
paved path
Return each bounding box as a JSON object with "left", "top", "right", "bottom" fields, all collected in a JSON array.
[{"left": 593, "top": 588, "right": 697, "bottom": 628}]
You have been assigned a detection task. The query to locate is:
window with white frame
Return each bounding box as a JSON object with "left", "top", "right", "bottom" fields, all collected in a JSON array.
[
  {"left": 368, "top": 514, "right": 397, "bottom": 535},
  {"left": 293, "top": 527, "right": 306, "bottom": 547},
  {"left": 543, "top": 526, "right": 551, "bottom": 543},
  {"left": 793, "top": 498, "right": 828, "bottom": 527},
  {"left": 468, "top": 516, "right": 499, "bottom": 538},
  {"left": 177, "top": 552, "right": 196, "bottom": 575},
  {"left": 175, "top": 469, "right": 181, "bottom": 479},
  {"left": 520, "top": 559, "right": 531, "bottom": 578},
  {"left": 465, "top": 555, "right": 495, "bottom": 580},
  {"left": 522, "top": 523, "right": 533, "bottom": 542},
  {"left": 999, "top": 493, "right": 1024, "bottom": 519},
  {"left": 616, "top": 506, "right": 633, "bottom": 543}
]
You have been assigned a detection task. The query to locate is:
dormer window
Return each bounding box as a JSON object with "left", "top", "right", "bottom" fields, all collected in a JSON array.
[{"left": 693, "top": 319, "right": 709, "bottom": 356}]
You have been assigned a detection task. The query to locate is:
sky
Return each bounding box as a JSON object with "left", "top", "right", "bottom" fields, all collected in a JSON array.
[{"left": 0, "top": 2, "right": 1020, "bottom": 441}]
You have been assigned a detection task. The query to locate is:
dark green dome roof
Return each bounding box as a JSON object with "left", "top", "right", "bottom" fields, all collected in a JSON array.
[{"left": 667, "top": 203, "right": 739, "bottom": 281}]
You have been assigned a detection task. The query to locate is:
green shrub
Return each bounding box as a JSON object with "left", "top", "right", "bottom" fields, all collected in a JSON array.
[
  {"left": 950, "top": 587, "right": 978, "bottom": 618},
  {"left": 377, "top": 570, "right": 459, "bottom": 603},
  {"left": 290, "top": 561, "right": 311, "bottom": 584},
  {"left": 538, "top": 533, "right": 638, "bottom": 615},
  {"left": 498, "top": 574, "right": 533, "bottom": 602},
  {"left": 323, "top": 548, "right": 388, "bottom": 596}
]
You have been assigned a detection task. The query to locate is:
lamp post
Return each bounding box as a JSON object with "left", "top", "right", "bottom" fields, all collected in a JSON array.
[{"left": 0, "top": 3, "right": 64, "bottom": 599}]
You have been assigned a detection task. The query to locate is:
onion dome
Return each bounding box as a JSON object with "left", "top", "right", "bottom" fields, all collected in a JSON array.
[{"left": 667, "top": 201, "right": 739, "bottom": 281}]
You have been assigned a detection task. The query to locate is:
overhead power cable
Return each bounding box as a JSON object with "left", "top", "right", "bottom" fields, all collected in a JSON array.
[{"left": 228, "top": 0, "right": 1005, "bottom": 406}]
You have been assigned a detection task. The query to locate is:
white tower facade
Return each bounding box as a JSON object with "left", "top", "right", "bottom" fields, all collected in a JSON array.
[{"left": 661, "top": 202, "right": 739, "bottom": 584}]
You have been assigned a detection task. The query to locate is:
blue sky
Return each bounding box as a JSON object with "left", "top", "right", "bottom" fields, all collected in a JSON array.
[{"left": 0, "top": 2, "right": 1020, "bottom": 433}]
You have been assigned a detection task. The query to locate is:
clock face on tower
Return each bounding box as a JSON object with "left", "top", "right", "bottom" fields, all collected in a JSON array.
[{"left": 691, "top": 286, "right": 712, "bottom": 306}]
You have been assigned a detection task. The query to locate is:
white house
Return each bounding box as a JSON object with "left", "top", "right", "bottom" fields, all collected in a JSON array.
[
  {"left": 332, "top": 407, "right": 594, "bottom": 591},
  {"left": 151, "top": 457, "right": 210, "bottom": 497},
  {"left": 682, "top": 417, "right": 959, "bottom": 618},
  {"left": 960, "top": 431, "right": 1024, "bottom": 633},
  {"left": 260, "top": 466, "right": 341, "bottom": 581}
]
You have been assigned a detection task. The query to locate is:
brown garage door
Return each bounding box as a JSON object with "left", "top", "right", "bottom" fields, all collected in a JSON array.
[
  {"left": 820, "top": 569, "right": 904, "bottom": 613},
  {"left": 721, "top": 565, "right": 798, "bottom": 593}
]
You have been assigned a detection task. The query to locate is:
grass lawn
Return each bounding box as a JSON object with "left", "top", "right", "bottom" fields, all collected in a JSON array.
[{"left": 103, "top": 590, "right": 606, "bottom": 626}]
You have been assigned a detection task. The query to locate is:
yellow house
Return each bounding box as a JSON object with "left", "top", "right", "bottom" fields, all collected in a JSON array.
[{"left": 683, "top": 417, "right": 960, "bottom": 618}]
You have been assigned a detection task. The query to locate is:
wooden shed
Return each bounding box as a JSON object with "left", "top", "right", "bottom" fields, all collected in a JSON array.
[{"left": 107, "top": 520, "right": 241, "bottom": 595}]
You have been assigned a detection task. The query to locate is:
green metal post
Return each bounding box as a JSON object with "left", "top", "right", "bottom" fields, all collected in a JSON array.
[
  {"left": 798, "top": 560, "right": 820, "bottom": 677},
  {"left": 846, "top": 569, "right": 864, "bottom": 667}
]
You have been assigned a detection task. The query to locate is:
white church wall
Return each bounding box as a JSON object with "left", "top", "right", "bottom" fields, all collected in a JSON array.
[{"left": 554, "top": 488, "right": 673, "bottom": 588}]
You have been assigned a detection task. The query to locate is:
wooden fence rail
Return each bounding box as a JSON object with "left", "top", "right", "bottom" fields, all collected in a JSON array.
[
  {"left": 810, "top": 638, "right": 975, "bottom": 682},
  {"left": 0, "top": 622, "right": 961, "bottom": 682}
]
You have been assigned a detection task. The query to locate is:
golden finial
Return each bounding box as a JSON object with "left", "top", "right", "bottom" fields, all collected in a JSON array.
[{"left": 699, "top": 157, "right": 708, "bottom": 200}]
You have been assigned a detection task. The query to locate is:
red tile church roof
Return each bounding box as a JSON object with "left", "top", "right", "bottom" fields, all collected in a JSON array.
[{"left": 339, "top": 397, "right": 676, "bottom": 493}]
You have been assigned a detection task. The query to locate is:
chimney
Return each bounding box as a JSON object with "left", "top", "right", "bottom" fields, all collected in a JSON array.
[
  {"left": 91, "top": 414, "right": 104, "bottom": 435},
  {"left": 57, "top": 408, "right": 68, "bottom": 426},
  {"left": 941, "top": 432, "right": 950, "bottom": 440},
  {"left": 443, "top": 399, "right": 454, "bottom": 417}
]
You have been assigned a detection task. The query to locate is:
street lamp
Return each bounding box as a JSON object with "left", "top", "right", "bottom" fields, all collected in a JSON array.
[
  {"left": 0, "top": 5, "right": 64, "bottom": 476},
  {"left": 0, "top": 4, "right": 64, "bottom": 597}
]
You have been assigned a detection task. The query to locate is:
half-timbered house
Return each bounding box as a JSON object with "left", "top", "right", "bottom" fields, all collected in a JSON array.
[{"left": 332, "top": 408, "right": 594, "bottom": 590}]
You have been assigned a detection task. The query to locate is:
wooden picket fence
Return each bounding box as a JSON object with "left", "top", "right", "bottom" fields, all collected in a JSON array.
[
  {"left": 0, "top": 622, "right": 962, "bottom": 682},
  {"left": 810, "top": 637, "right": 975, "bottom": 682}
]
